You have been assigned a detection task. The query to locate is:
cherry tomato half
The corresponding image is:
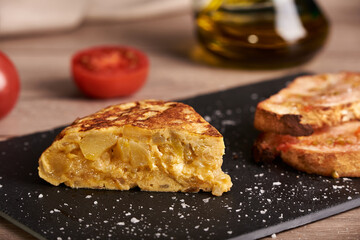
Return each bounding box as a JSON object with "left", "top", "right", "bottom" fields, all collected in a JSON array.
[
  {"left": 0, "top": 51, "right": 20, "bottom": 119},
  {"left": 71, "top": 46, "right": 149, "bottom": 98}
]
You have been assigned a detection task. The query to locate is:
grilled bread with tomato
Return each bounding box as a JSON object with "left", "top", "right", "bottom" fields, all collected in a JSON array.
[
  {"left": 38, "top": 100, "right": 232, "bottom": 196},
  {"left": 254, "top": 121, "right": 360, "bottom": 178},
  {"left": 254, "top": 72, "right": 360, "bottom": 136}
]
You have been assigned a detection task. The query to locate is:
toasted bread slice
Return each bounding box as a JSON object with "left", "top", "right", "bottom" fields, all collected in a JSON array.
[
  {"left": 254, "top": 72, "right": 360, "bottom": 136},
  {"left": 254, "top": 121, "right": 360, "bottom": 177},
  {"left": 38, "top": 100, "right": 232, "bottom": 196}
]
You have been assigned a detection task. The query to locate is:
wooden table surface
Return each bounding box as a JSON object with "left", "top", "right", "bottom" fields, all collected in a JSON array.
[{"left": 1, "top": 0, "right": 359, "bottom": 239}]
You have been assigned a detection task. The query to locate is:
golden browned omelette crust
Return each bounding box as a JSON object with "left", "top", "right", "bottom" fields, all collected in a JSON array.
[
  {"left": 57, "top": 100, "right": 221, "bottom": 140},
  {"left": 39, "top": 100, "right": 232, "bottom": 196}
]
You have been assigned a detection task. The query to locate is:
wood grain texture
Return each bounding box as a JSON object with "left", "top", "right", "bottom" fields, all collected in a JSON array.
[
  {"left": 0, "top": 217, "right": 36, "bottom": 240},
  {"left": 0, "top": 0, "right": 360, "bottom": 239},
  {"left": 262, "top": 207, "right": 360, "bottom": 240}
]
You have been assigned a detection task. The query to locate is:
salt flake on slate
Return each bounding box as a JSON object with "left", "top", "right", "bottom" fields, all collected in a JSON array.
[
  {"left": 38, "top": 194, "right": 43, "bottom": 199},
  {"left": 348, "top": 196, "right": 352, "bottom": 200},
  {"left": 0, "top": 184, "right": 2, "bottom": 188},
  {"left": 273, "top": 182, "right": 281, "bottom": 186},
  {"left": 93, "top": 201, "right": 98, "bottom": 205},
  {"left": 202, "top": 198, "right": 210, "bottom": 203},
  {"left": 221, "top": 120, "right": 236, "bottom": 126},
  {"left": 131, "top": 217, "right": 140, "bottom": 223},
  {"left": 204, "top": 116, "right": 211, "bottom": 122},
  {"left": 85, "top": 195, "right": 92, "bottom": 199},
  {"left": 117, "top": 222, "right": 125, "bottom": 226},
  {"left": 214, "top": 110, "right": 222, "bottom": 117},
  {"left": 181, "top": 203, "right": 190, "bottom": 209},
  {"left": 260, "top": 209, "right": 267, "bottom": 214},
  {"left": 271, "top": 233, "right": 277, "bottom": 238}
]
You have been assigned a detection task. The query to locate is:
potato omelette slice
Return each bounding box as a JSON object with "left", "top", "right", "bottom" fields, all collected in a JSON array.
[{"left": 38, "top": 100, "right": 232, "bottom": 196}]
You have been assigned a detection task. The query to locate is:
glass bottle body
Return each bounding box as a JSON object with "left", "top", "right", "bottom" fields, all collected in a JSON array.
[{"left": 194, "top": 0, "right": 329, "bottom": 68}]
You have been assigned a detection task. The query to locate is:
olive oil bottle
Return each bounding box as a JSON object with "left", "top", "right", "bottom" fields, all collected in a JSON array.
[{"left": 194, "top": 0, "right": 329, "bottom": 68}]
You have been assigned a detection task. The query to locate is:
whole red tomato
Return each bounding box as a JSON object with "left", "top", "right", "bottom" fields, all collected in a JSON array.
[
  {"left": 71, "top": 46, "right": 149, "bottom": 98},
  {"left": 0, "top": 51, "right": 20, "bottom": 119}
]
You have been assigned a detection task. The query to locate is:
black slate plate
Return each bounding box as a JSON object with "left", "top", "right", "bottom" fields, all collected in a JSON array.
[{"left": 1, "top": 73, "right": 360, "bottom": 240}]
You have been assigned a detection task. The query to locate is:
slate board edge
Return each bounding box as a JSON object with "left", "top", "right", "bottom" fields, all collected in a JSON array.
[
  {"left": 0, "top": 211, "right": 46, "bottom": 240},
  {"left": 230, "top": 199, "right": 360, "bottom": 240},
  {"left": 4, "top": 72, "right": 360, "bottom": 240}
]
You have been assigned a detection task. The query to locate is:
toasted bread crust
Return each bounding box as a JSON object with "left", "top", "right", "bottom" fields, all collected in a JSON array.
[
  {"left": 282, "top": 148, "right": 360, "bottom": 177},
  {"left": 253, "top": 135, "right": 278, "bottom": 163},
  {"left": 254, "top": 72, "right": 360, "bottom": 136},
  {"left": 254, "top": 121, "right": 360, "bottom": 177},
  {"left": 254, "top": 108, "right": 313, "bottom": 136}
]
